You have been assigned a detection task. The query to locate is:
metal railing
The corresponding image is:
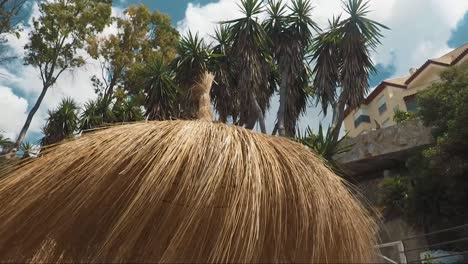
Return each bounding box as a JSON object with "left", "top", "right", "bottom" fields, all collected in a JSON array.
[
  {"left": 402, "top": 224, "right": 468, "bottom": 263},
  {"left": 376, "top": 241, "right": 407, "bottom": 263},
  {"left": 377, "top": 224, "right": 468, "bottom": 263}
]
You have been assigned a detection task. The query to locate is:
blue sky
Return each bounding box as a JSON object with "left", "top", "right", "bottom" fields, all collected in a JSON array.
[
  {"left": 448, "top": 11, "right": 468, "bottom": 49},
  {"left": 116, "top": 0, "right": 214, "bottom": 23},
  {"left": 0, "top": 0, "right": 467, "bottom": 143}
]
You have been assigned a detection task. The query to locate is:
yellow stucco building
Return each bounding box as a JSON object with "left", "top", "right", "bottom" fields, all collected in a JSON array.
[{"left": 343, "top": 43, "right": 468, "bottom": 138}]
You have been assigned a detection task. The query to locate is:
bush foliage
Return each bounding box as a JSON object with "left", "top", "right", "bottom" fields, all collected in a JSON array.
[{"left": 380, "top": 66, "right": 468, "bottom": 230}]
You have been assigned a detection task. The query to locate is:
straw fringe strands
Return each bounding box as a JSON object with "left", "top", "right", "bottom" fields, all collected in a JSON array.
[
  {"left": 0, "top": 72, "right": 378, "bottom": 262},
  {"left": 193, "top": 72, "right": 215, "bottom": 121}
]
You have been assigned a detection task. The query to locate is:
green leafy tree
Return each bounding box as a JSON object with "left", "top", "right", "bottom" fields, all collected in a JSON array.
[
  {"left": 0, "top": 0, "right": 26, "bottom": 63},
  {"left": 87, "top": 6, "right": 179, "bottom": 105},
  {"left": 144, "top": 11, "right": 179, "bottom": 62},
  {"left": 311, "top": 0, "right": 388, "bottom": 144},
  {"left": 13, "top": 0, "right": 111, "bottom": 150},
  {"left": 378, "top": 66, "right": 468, "bottom": 230},
  {"left": 418, "top": 66, "right": 468, "bottom": 142},
  {"left": 125, "top": 10, "right": 179, "bottom": 103},
  {"left": 42, "top": 97, "right": 80, "bottom": 146},
  {"left": 406, "top": 66, "right": 468, "bottom": 229},
  {"left": 265, "top": 0, "right": 317, "bottom": 136},
  {"left": 0, "top": 0, "right": 25, "bottom": 35},
  {"left": 224, "top": 0, "right": 274, "bottom": 133},
  {"left": 87, "top": 4, "right": 152, "bottom": 104}
]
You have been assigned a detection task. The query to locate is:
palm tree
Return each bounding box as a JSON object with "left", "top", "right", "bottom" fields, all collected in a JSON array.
[
  {"left": 311, "top": 0, "right": 388, "bottom": 144},
  {"left": 296, "top": 124, "right": 352, "bottom": 173},
  {"left": 310, "top": 16, "right": 341, "bottom": 115},
  {"left": 42, "top": 97, "right": 80, "bottom": 146},
  {"left": 142, "top": 57, "right": 180, "bottom": 120},
  {"left": 265, "top": 0, "right": 318, "bottom": 136},
  {"left": 210, "top": 25, "right": 240, "bottom": 123},
  {"left": 81, "top": 99, "right": 103, "bottom": 131},
  {"left": 19, "top": 141, "right": 37, "bottom": 158},
  {"left": 224, "top": 0, "right": 273, "bottom": 133},
  {"left": 0, "top": 134, "right": 13, "bottom": 154},
  {"left": 173, "top": 31, "right": 214, "bottom": 119},
  {"left": 113, "top": 97, "right": 145, "bottom": 123},
  {"left": 80, "top": 97, "right": 115, "bottom": 131}
]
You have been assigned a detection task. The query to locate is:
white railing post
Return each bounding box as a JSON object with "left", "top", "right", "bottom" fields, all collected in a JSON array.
[
  {"left": 397, "top": 241, "right": 407, "bottom": 264},
  {"left": 376, "top": 241, "right": 407, "bottom": 264}
]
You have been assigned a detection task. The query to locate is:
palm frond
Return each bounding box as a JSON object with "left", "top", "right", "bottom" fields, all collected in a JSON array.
[
  {"left": 224, "top": 0, "right": 273, "bottom": 128},
  {"left": 289, "top": 0, "right": 320, "bottom": 43},
  {"left": 173, "top": 31, "right": 215, "bottom": 119},
  {"left": 296, "top": 124, "right": 353, "bottom": 172},
  {"left": 338, "top": 0, "right": 388, "bottom": 108},
  {"left": 0, "top": 134, "right": 13, "bottom": 148},
  {"left": 310, "top": 0, "right": 388, "bottom": 113},
  {"left": 144, "top": 57, "right": 180, "bottom": 121},
  {"left": 210, "top": 25, "right": 240, "bottom": 123},
  {"left": 42, "top": 97, "right": 80, "bottom": 146},
  {"left": 19, "top": 141, "right": 40, "bottom": 158},
  {"left": 310, "top": 21, "right": 341, "bottom": 113},
  {"left": 268, "top": 0, "right": 316, "bottom": 136}
]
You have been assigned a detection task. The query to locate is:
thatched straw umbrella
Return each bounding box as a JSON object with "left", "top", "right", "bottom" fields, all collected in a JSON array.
[{"left": 0, "top": 73, "right": 378, "bottom": 263}]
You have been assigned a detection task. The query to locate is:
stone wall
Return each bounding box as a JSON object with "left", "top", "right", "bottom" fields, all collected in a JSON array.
[{"left": 334, "top": 119, "right": 434, "bottom": 164}]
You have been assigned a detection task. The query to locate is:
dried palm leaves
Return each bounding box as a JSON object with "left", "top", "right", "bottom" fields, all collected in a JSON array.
[{"left": 0, "top": 119, "right": 377, "bottom": 263}]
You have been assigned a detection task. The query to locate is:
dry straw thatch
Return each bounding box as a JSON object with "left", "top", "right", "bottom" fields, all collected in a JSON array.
[{"left": 0, "top": 72, "right": 378, "bottom": 263}]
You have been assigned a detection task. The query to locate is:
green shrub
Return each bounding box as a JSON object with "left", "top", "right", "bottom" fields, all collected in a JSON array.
[
  {"left": 393, "top": 110, "right": 416, "bottom": 124},
  {"left": 378, "top": 176, "right": 408, "bottom": 217}
]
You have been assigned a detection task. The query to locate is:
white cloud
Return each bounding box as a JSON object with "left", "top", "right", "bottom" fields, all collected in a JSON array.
[
  {"left": 177, "top": 0, "right": 468, "bottom": 133},
  {"left": 179, "top": 0, "right": 468, "bottom": 72},
  {"left": 177, "top": 0, "right": 242, "bottom": 40},
  {"left": 0, "top": 87, "right": 29, "bottom": 140}
]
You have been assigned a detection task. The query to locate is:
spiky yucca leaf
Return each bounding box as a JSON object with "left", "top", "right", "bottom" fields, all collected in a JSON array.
[
  {"left": 223, "top": 0, "right": 273, "bottom": 132},
  {"left": 296, "top": 124, "right": 352, "bottom": 172},
  {"left": 42, "top": 97, "right": 80, "bottom": 146},
  {"left": 210, "top": 25, "right": 240, "bottom": 123},
  {"left": 142, "top": 57, "right": 180, "bottom": 120},
  {"left": 266, "top": 0, "right": 316, "bottom": 136},
  {"left": 173, "top": 31, "right": 215, "bottom": 119}
]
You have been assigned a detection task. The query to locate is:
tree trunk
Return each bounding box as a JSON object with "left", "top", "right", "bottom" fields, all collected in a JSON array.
[
  {"left": 331, "top": 99, "right": 346, "bottom": 144},
  {"left": 103, "top": 74, "right": 118, "bottom": 104},
  {"left": 245, "top": 93, "right": 266, "bottom": 134},
  {"left": 271, "top": 123, "right": 279, "bottom": 136},
  {"left": 276, "top": 69, "right": 288, "bottom": 137},
  {"left": 14, "top": 85, "right": 50, "bottom": 150}
]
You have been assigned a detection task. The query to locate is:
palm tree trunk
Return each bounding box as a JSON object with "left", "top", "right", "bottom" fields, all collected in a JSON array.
[
  {"left": 271, "top": 123, "right": 278, "bottom": 135},
  {"left": 253, "top": 94, "right": 266, "bottom": 134},
  {"left": 331, "top": 99, "right": 346, "bottom": 144},
  {"left": 14, "top": 85, "right": 50, "bottom": 150},
  {"left": 276, "top": 70, "right": 288, "bottom": 137},
  {"left": 245, "top": 93, "right": 266, "bottom": 134}
]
